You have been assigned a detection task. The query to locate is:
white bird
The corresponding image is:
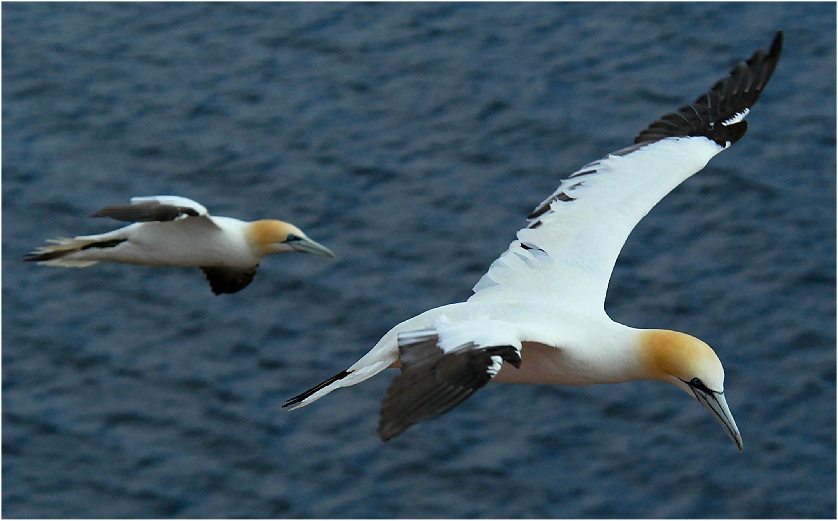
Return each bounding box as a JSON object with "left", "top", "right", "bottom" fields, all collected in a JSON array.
[
  {"left": 285, "top": 32, "right": 783, "bottom": 449},
  {"left": 25, "top": 195, "right": 335, "bottom": 294}
]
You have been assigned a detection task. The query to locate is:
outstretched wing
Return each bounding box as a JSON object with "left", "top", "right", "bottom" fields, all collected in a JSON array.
[
  {"left": 379, "top": 321, "right": 522, "bottom": 441},
  {"left": 470, "top": 32, "right": 782, "bottom": 312},
  {"left": 200, "top": 265, "right": 259, "bottom": 295},
  {"left": 90, "top": 195, "right": 214, "bottom": 224}
]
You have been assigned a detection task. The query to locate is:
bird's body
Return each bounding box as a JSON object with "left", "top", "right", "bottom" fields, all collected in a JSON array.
[
  {"left": 286, "top": 32, "right": 783, "bottom": 448},
  {"left": 26, "top": 195, "right": 335, "bottom": 294},
  {"left": 49, "top": 216, "right": 258, "bottom": 268}
]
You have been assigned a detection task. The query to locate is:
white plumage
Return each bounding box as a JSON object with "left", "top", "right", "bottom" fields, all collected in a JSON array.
[
  {"left": 26, "top": 195, "right": 335, "bottom": 294},
  {"left": 285, "top": 32, "right": 783, "bottom": 448}
]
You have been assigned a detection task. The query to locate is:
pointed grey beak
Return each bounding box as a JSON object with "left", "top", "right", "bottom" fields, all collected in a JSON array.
[
  {"left": 692, "top": 387, "right": 743, "bottom": 452},
  {"left": 286, "top": 235, "right": 335, "bottom": 258}
]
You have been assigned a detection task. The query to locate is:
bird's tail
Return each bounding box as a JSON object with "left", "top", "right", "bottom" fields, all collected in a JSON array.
[
  {"left": 23, "top": 237, "right": 124, "bottom": 267},
  {"left": 284, "top": 307, "right": 464, "bottom": 411},
  {"left": 283, "top": 360, "right": 393, "bottom": 410}
]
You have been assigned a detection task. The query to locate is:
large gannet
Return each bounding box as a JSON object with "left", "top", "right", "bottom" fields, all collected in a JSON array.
[
  {"left": 25, "top": 195, "right": 335, "bottom": 294},
  {"left": 285, "top": 32, "right": 783, "bottom": 449}
]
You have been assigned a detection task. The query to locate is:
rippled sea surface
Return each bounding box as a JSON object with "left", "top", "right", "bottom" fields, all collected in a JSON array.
[{"left": 3, "top": 3, "right": 835, "bottom": 518}]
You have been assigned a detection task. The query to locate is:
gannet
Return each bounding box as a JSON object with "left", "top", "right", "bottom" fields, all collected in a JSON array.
[
  {"left": 285, "top": 32, "right": 783, "bottom": 449},
  {"left": 25, "top": 195, "right": 335, "bottom": 294}
]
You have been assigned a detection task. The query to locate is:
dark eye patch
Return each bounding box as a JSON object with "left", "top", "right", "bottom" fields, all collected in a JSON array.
[{"left": 686, "top": 377, "right": 717, "bottom": 395}]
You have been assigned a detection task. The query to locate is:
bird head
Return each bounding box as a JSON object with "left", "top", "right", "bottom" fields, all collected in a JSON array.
[
  {"left": 249, "top": 220, "right": 335, "bottom": 258},
  {"left": 640, "top": 329, "right": 742, "bottom": 451}
]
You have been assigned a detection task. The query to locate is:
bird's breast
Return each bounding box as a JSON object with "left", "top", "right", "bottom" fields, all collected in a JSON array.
[
  {"left": 495, "top": 340, "right": 641, "bottom": 386},
  {"left": 125, "top": 221, "right": 259, "bottom": 267}
]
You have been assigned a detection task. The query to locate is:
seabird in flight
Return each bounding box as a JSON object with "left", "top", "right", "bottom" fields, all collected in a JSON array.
[
  {"left": 26, "top": 195, "right": 335, "bottom": 294},
  {"left": 285, "top": 32, "right": 783, "bottom": 449}
]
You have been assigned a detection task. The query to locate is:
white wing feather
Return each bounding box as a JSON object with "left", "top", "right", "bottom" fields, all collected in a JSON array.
[{"left": 469, "top": 136, "right": 723, "bottom": 311}]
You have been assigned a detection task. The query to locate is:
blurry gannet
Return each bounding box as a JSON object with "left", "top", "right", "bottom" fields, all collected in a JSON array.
[
  {"left": 25, "top": 195, "right": 335, "bottom": 294},
  {"left": 285, "top": 32, "right": 783, "bottom": 449}
]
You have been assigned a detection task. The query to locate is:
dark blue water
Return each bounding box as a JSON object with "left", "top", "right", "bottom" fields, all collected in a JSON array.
[{"left": 3, "top": 3, "right": 835, "bottom": 518}]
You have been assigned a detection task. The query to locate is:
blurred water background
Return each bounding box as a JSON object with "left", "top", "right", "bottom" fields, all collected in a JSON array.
[{"left": 3, "top": 2, "right": 835, "bottom": 518}]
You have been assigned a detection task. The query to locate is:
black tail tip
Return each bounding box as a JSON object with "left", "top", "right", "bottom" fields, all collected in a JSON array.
[
  {"left": 770, "top": 31, "right": 783, "bottom": 57},
  {"left": 283, "top": 369, "right": 353, "bottom": 408},
  {"left": 23, "top": 251, "right": 56, "bottom": 262}
]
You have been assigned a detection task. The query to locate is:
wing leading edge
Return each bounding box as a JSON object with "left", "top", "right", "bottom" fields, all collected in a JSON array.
[{"left": 470, "top": 32, "right": 783, "bottom": 310}]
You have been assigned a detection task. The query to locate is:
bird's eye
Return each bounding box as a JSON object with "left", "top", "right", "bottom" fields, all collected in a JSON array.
[
  {"left": 285, "top": 234, "right": 301, "bottom": 243},
  {"left": 688, "top": 377, "right": 715, "bottom": 394}
]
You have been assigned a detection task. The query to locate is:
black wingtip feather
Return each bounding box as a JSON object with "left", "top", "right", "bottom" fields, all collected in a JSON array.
[
  {"left": 200, "top": 265, "right": 258, "bottom": 295},
  {"left": 634, "top": 31, "right": 782, "bottom": 147},
  {"left": 91, "top": 202, "right": 200, "bottom": 222}
]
